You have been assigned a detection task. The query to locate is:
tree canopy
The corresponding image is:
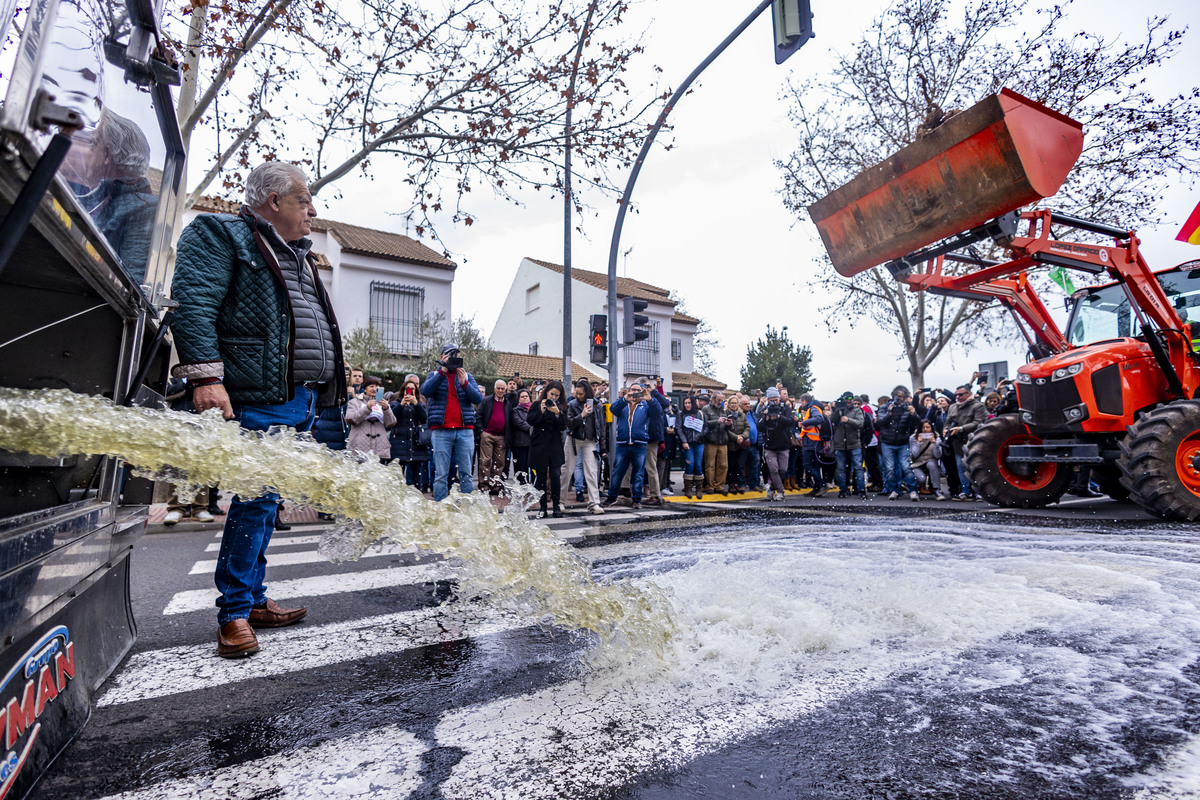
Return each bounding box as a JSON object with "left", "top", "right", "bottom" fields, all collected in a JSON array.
[
  {"left": 169, "top": 0, "right": 664, "bottom": 247},
  {"left": 739, "top": 326, "right": 814, "bottom": 396},
  {"left": 777, "top": 0, "right": 1199, "bottom": 388}
]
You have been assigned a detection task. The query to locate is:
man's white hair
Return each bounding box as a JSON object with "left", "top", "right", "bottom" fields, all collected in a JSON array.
[{"left": 245, "top": 162, "right": 307, "bottom": 209}]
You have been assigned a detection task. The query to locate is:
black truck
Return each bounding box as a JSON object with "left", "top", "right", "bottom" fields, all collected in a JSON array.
[{"left": 0, "top": 0, "right": 183, "bottom": 795}]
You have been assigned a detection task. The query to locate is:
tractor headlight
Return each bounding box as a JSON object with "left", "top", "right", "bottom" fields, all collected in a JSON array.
[{"left": 1052, "top": 363, "right": 1084, "bottom": 381}]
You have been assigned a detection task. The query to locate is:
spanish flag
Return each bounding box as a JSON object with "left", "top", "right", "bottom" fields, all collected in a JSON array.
[{"left": 1178, "top": 200, "right": 1200, "bottom": 245}]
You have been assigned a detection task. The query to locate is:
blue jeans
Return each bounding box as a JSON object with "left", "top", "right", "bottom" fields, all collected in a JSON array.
[
  {"left": 835, "top": 447, "right": 865, "bottom": 493},
  {"left": 431, "top": 428, "right": 475, "bottom": 500},
  {"left": 742, "top": 446, "right": 762, "bottom": 489},
  {"left": 955, "top": 450, "right": 972, "bottom": 495},
  {"left": 802, "top": 447, "right": 825, "bottom": 489},
  {"left": 683, "top": 442, "right": 704, "bottom": 476},
  {"left": 881, "top": 442, "right": 917, "bottom": 493},
  {"left": 608, "top": 443, "right": 646, "bottom": 502},
  {"left": 216, "top": 385, "right": 316, "bottom": 625}
]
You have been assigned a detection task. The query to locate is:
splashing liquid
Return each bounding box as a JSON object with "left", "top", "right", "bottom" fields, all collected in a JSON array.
[{"left": 0, "top": 388, "right": 678, "bottom": 663}]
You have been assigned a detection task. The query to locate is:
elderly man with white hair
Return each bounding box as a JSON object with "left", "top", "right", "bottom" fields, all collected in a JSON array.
[{"left": 171, "top": 161, "right": 347, "bottom": 659}]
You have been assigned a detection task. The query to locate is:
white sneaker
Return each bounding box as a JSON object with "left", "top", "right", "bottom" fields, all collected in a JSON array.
[
  {"left": 588, "top": 503, "right": 605, "bottom": 515},
  {"left": 936, "top": 493, "right": 947, "bottom": 501},
  {"left": 910, "top": 491, "right": 919, "bottom": 501},
  {"left": 194, "top": 509, "right": 215, "bottom": 523},
  {"left": 662, "top": 488, "right": 674, "bottom": 496},
  {"left": 163, "top": 510, "right": 183, "bottom": 526},
  {"left": 888, "top": 491, "right": 899, "bottom": 500}
]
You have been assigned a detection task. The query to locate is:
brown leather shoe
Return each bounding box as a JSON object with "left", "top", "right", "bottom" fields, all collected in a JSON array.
[
  {"left": 248, "top": 598, "right": 308, "bottom": 628},
  {"left": 217, "top": 619, "right": 259, "bottom": 658}
]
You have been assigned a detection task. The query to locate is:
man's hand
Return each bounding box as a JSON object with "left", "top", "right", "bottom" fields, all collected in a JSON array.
[
  {"left": 949, "top": 426, "right": 962, "bottom": 436},
  {"left": 194, "top": 383, "right": 234, "bottom": 420}
]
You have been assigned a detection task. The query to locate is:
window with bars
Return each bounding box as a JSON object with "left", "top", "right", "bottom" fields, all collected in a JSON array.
[
  {"left": 369, "top": 282, "right": 424, "bottom": 356},
  {"left": 671, "top": 339, "right": 682, "bottom": 360},
  {"left": 623, "top": 320, "right": 660, "bottom": 376}
]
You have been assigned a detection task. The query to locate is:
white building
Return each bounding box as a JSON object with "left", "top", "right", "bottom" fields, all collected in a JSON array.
[
  {"left": 187, "top": 197, "right": 456, "bottom": 358},
  {"left": 490, "top": 257, "right": 724, "bottom": 393}
]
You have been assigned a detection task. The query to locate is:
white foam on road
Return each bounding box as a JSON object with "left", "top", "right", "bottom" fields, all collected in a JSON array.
[
  {"left": 162, "top": 563, "right": 449, "bottom": 615},
  {"left": 97, "top": 725, "right": 426, "bottom": 800},
  {"left": 101, "top": 606, "right": 527, "bottom": 706},
  {"left": 432, "top": 525, "right": 1200, "bottom": 798}
]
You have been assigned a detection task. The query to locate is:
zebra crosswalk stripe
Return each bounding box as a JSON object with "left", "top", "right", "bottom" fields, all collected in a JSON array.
[
  {"left": 96, "top": 725, "right": 426, "bottom": 800},
  {"left": 101, "top": 605, "right": 525, "bottom": 707},
  {"left": 162, "top": 563, "right": 449, "bottom": 615}
]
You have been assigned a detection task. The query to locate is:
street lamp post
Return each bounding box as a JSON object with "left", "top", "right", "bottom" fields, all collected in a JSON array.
[{"left": 605, "top": 0, "right": 777, "bottom": 467}]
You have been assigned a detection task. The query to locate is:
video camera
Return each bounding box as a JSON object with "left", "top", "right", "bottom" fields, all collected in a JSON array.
[{"left": 444, "top": 353, "right": 464, "bottom": 371}]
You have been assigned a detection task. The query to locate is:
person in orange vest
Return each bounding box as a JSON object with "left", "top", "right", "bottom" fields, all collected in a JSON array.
[{"left": 797, "top": 394, "right": 829, "bottom": 498}]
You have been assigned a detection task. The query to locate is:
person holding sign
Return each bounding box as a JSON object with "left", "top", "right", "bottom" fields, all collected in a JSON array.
[{"left": 677, "top": 394, "right": 706, "bottom": 498}]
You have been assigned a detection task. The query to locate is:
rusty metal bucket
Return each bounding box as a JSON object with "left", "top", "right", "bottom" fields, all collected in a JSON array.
[{"left": 807, "top": 88, "right": 1084, "bottom": 277}]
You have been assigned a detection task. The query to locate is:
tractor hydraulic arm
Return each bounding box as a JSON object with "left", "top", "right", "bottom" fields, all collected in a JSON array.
[{"left": 893, "top": 253, "right": 1068, "bottom": 353}]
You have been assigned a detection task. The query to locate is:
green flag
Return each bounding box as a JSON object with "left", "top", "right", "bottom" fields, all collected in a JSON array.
[{"left": 1048, "top": 266, "right": 1076, "bottom": 295}]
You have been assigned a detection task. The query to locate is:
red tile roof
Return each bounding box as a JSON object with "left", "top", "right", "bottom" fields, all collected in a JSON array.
[
  {"left": 190, "top": 196, "right": 456, "bottom": 271},
  {"left": 672, "top": 371, "right": 727, "bottom": 391},
  {"left": 526, "top": 258, "right": 674, "bottom": 305},
  {"left": 495, "top": 351, "right": 604, "bottom": 383}
]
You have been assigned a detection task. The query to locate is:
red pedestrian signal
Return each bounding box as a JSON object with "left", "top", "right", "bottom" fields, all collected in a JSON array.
[{"left": 589, "top": 314, "right": 608, "bottom": 365}]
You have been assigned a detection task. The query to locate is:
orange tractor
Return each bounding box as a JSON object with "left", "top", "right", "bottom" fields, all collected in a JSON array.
[{"left": 808, "top": 89, "right": 1200, "bottom": 521}]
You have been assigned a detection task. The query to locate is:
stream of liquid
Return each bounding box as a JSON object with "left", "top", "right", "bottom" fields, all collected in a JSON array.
[{"left": 0, "top": 388, "right": 678, "bottom": 663}]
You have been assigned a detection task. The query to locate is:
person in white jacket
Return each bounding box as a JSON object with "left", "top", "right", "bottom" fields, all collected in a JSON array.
[
  {"left": 909, "top": 420, "right": 947, "bottom": 501},
  {"left": 347, "top": 377, "right": 396, "bottom": 462}
]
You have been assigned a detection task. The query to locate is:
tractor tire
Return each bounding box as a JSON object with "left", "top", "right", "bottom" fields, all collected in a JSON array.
[
  {"left": 1118, "top": 400, "right": 1200, "bottom": 522},
  {"left": 964, "top": 415, "right": 1072, "bottom": 508}
]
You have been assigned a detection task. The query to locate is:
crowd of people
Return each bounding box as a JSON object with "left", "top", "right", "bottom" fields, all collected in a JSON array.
[
  {"left": 314, "top": 355, "right": 1055, "bottom": 515},
  {"left": 164, "top": 159, "right": 1103, "bottom": 661}
]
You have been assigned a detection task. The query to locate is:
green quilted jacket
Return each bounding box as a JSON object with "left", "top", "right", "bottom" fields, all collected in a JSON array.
[{"left": 171, "top": 207, "right": 346, "bottom": 408}]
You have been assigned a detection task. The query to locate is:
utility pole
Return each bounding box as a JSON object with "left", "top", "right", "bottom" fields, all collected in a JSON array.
[
  {"left": 605, "top": 0, "right": 794, "bottom": 467},
  {"left": 563, "top": 0, "right": 599, "bottom": 388}
]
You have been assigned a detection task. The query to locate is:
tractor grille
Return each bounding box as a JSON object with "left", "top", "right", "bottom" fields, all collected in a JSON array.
[{"left": 1017, "top": 377, "right": 1083, "bottom": 431}]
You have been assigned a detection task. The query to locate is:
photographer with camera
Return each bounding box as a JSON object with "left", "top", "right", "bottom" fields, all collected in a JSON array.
[
  {"left": 422, "top": 344, "right": 484, "bottom": 501},
  {"left": 877, "top": 386, "right": 923, "bottom": 500},
  {"left": 602, "top": 380, "right": 662, "bottom": 509},
  {"left": 830, "top": 391, "right": 867, "bottom": 499},
  {"left": 757, "top": 387, "right": 797, "bottom": 501}
]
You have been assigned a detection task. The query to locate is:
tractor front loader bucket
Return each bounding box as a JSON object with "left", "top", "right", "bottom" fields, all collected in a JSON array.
[{"left": 807, "top": 88, "right": 1083, "bottom": 277}]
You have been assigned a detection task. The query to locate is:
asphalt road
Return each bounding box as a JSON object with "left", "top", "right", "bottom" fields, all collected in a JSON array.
[{"left": 26, "top": 492, "right": 1199, "bottom": 800}]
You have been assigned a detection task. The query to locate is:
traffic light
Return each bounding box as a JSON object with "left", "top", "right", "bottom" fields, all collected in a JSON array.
[
  {"left": 771, "top": 0, "right": 813, "bottom": 64},
  {"left": 589, "top": 314, "right": 608, "bottom": 365},
  {"left": 622, "top": 297, "right": 649, "bottom": 345}
]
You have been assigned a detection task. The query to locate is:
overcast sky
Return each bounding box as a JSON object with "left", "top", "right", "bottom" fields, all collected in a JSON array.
[{"left": 269, "top": 0, "right": 1200, "bottom": 396}]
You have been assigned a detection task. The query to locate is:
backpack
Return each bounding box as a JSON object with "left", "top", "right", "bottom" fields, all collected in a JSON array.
[{"left": 860, "top": 410, "right": 875, "bottom": 447}]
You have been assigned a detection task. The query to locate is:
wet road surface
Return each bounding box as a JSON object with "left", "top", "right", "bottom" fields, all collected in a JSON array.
[{"left": 27, "top": 497, "right": 1200, "bottom": 800}]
